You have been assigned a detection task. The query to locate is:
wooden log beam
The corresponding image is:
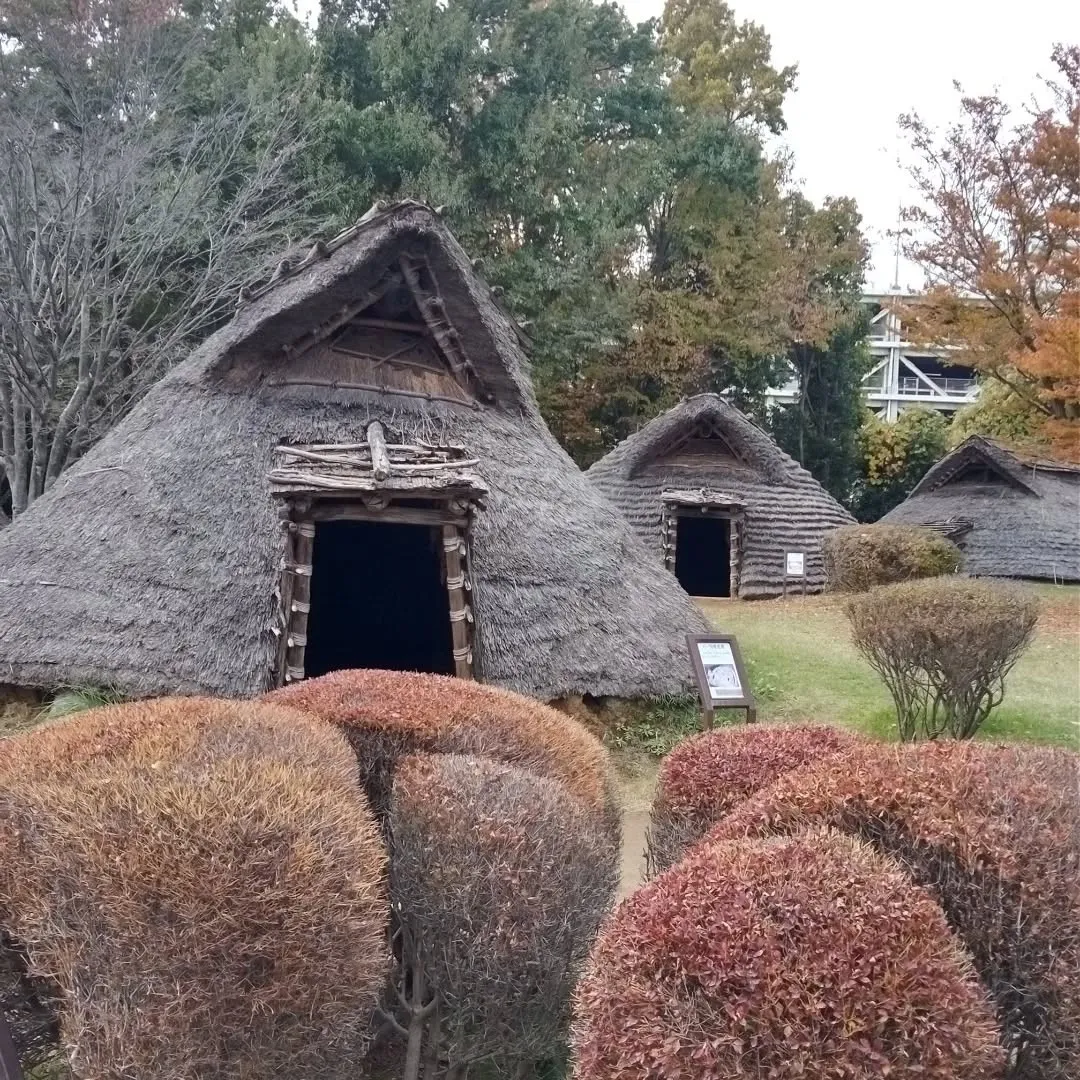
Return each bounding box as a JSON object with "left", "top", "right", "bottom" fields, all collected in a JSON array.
[{"left": 367, "top": 421, "right": 391, "bottom": 480}]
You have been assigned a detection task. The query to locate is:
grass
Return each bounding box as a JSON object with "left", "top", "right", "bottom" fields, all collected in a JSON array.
[{"left": 699, "top": 582, "right": 1080, "bottom": 748}]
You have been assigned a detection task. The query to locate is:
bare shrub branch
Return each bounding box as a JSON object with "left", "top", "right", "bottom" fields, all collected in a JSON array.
[{"left": 845, "top": 578, "right": 1038, "bottom": 740}]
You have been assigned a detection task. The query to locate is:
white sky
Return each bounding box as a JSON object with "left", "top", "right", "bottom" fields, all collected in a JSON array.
[{"left": 295, "top": 0, "right": 1078, "bottom": 291}]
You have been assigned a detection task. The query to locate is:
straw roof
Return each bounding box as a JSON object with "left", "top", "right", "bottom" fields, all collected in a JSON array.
[
  {"left": 0, "top": 201, "right": 707, "bottom": 700},
  {"left": 884, "top": 435, "right": 1080, "bottom": 582},
  {"left": 586, "top": 395, "right": 854, "bottom": 597}
]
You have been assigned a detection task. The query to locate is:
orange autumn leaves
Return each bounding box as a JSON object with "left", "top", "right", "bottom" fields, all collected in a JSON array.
[{"left": 901, "top": 45, "right": 1080, "bottom": 460}]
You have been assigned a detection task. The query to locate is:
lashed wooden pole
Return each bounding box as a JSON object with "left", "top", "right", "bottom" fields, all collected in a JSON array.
[
  {"left": 367, "top": 421, "right": 391, "bottom": 481},
  {"left": 0, "top": 1014, "right": 23, "bottom": 1080}
]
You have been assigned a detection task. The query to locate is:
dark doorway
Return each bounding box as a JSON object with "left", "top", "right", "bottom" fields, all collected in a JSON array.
[
  {"left": 674, "top": 514, "right": 731, "bottom": 597},
  {"left": 304, "top": 519, "right": 454, "bottom": 678}
]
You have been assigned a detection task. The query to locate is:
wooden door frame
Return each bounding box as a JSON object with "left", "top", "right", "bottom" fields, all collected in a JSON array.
[
  {"left": 272, "top": 494, "right": 478, "bottom": 687},
  {"left": 662, "top": 502, "right": 744, "bottom": 598}
]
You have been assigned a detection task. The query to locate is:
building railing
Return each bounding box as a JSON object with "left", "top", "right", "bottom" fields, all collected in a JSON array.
[{"left": 894, "top": 376, "right": 977, "bottom": 397}]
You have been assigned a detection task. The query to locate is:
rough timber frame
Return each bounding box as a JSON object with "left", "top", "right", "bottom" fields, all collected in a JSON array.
[
  {"left": 269, "top": 428, "right": 485, "bottom": 687},
  {"left": 661, "top": 491, "right": 745, "bottom": 599}
]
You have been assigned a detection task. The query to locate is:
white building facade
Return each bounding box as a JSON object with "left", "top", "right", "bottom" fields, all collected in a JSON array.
[{"left": 767, "top": 293, "right": 980, "bottom": 421}]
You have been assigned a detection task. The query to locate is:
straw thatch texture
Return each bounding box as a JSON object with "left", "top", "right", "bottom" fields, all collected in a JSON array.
[
  {"left": 0, "top": 202, "right": 706, "bottom": 700},
  {"left": 883, "top": 436, "right": 1080, "bottom": 582},
  {"left": 586, "top": 395, "right": 854, "bottom": 597}
]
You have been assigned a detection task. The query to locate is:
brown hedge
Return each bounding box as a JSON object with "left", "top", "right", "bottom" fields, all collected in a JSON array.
[
  {"left": 707, "top": 740, "right": 1080, "bottom": 1080},
  {"left": 387, "top": 754, "right": 618, "bottom": 1075},
  {"left": 0, "top": 698, "right": 389, "bottom": 1079},
  {"left": 823, "top": 523, "right": 962, "bottom": 592},
  {"left": 646, "top": 723, "right": 862, "bottom": 874},
  {"left": 265, "top": 669, "right": 618, "bottom": 829},
  {"left": 573, "top": 830, "right": 1004, "bottom": 1080},
  {"left": 845, "top": 578, "right": 1039, "bottom": 740}
]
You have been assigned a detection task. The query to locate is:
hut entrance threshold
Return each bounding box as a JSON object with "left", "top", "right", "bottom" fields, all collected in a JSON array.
[
  {"left": 662, "top": 489, "right": 745, "bottom": 600},
  {"left": 268, "top": 424, "right": 488, "bottom": 686}
]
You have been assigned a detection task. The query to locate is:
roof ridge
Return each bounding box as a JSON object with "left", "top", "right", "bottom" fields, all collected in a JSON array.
[{"left": 236, "top": 200, "right": 439, "bottom": 310}]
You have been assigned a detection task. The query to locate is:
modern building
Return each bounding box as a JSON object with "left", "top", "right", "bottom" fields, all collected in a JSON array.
[{"left": 767, "top": 293, "right": 980, "bottom": 421}]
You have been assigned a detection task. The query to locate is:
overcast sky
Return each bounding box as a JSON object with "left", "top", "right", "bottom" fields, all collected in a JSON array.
[{"left": 296, "top": 0, "right": 1078, "bottom": 291}]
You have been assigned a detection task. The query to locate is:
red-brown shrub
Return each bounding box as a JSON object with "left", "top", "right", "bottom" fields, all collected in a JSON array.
[
  {"left": 646, "top": 723, "right": 862, "bottom": 873},
  {"left": 573, "top": 830, "right": 1004, "bottom": 1080},
  {"left": 0, "top": 698, "right": 389, "bottom": 1079},
  {"left": 386, "top": 754, "right": 618, "bottom": 1077},
  {"left": 708, "top": 740, "right": 1080, "bottom": 1080},
  {"left": 265, "top": 669, "right": 618, "bottom": 829}
]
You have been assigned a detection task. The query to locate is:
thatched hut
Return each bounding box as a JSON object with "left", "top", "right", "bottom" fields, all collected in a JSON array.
[
  {"left": 586, "top": 395, "right": 854, "bottom": 598},
  {"left": 883, "top": 435, "right": 1080, "bottom": 582},
  {"left": 0, "top": 201, "right": 707, "bottom": 701}
]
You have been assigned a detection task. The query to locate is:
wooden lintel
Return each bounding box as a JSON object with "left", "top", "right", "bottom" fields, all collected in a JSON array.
[{"left": 307, "top": 505, "right": 469, "bottom": 528}]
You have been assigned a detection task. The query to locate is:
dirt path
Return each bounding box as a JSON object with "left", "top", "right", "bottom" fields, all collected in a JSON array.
[
  {"left": 611, "top": 748, "right": 660, "bottom": 898},
  {"left": 618, "top": 809, "right": 649, "bottom": 898}
]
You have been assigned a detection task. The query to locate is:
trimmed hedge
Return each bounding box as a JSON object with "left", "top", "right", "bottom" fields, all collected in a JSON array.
[
  {"left": 265, "top": 669, "right": 618, "bottom": 830},
  {"left": 708, "top": 740, "right": 1080, "bottom": 1079},
  {"left": 646, "top": 723, "right": 861, "bottom": 874},
  {"left": 823, "top": 523, "right": 961, "bottom": 592},
  {"left": 846, "top": 578, "right": 1038, "bottom": 740},
  {"left": 0, "top": 698, "right": 389, "bottom": 1079},
  {"left": 389, "top": 754, "right": 618, "bottom": 1073},
  {"left": 573, "top": 830, "right": 1004, "bottom": 1079}
]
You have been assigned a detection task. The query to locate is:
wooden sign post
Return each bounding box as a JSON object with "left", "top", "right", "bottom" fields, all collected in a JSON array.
[
  {"left": 687, "top": 634, "right": 756, "bottom": 729},
  {"left": 0, "top": 1014, "right": 23, "bottom": 1080}
]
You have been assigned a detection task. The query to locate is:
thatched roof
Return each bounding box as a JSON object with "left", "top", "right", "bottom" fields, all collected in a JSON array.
[
  {"left": 586, "top": 395, "right": 854, "bottom": 597},
  {"left": 884, "top": 435, "right": 1080, "bottom": 582},
  {"left": 0, "top": 201, "right": 707, "bottom": 700}
]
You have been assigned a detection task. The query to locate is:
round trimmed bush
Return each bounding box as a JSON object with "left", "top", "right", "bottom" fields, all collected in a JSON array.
[
  {"left": 824, "top": 523, "right": 961, "bottom": 592},
  {"left": 573, "top": 830, "right": 1005, "bottom": 1080},
  {"left": 0, "top": 698, "right": 389, "bottom": 1079},
  {"left": 646, "top": 723, "right": 862, "bottom": 874},
  {"left": 265, "top": 669, "right": 618, "bottom": 830},
  {"left": 388, "top": 753, "right": 618, "bottom": 1073},
  {"left": 708, "top": 739, "right": 1079, "bottom": 1079},
  {"left": 846, "top": 578, "right": 1038, "bottom": 740}
]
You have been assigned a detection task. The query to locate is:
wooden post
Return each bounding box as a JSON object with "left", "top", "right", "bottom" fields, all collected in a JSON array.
[
  {"left": 284, "top": 521, "right": 315, "bottom": 683},
  {"left": 367, "top": 421, "right": 391, "bottom": 481},
  {"left": 0, "top": 1014, "right": 23, "bottom": 1080},
  {"left": 442, "top": 525, "right": 473, "bottom": 680}
]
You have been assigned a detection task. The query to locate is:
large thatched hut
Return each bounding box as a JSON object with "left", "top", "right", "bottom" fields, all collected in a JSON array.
[
  {"left": 0, "top": 201, "right": 707, "bottom": 701},
  {"left": 883, "top": 435, "right": 1080, "bottom": 582},
  {"left": 586, "top": 395, "right": 854, "bottom": 598}
]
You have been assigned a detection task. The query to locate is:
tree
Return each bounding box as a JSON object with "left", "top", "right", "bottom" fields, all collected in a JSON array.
[
  {"left": 0, "top": 5, "right": 324, "bottom": 518},
  {"left": 851, "top": 407, "right": 949, "bottom": 521},
  {"left": 767, "top": 195, "right": 870, "bottom": 501},
  {"left": 900, "top": 44, "right": 1080, "bottom": 459}
]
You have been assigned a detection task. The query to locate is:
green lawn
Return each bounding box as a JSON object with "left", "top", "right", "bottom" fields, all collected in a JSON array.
[{"left": 699, "top": 583, "right": 1080, "bottom": 748}]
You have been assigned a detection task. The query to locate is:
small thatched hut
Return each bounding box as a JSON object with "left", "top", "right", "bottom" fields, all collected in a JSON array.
[
  {"left": 586, "top": 395, "right": 854, "bottom": 598},
  {"left": 883, "top": 435, "right": 1080, "bottom": 582},
  {"left": 0, "top": 201, "right": 707, "bottom": 701}
]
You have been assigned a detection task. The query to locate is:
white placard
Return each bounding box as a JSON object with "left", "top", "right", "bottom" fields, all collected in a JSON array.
[
  {"left": 785, "top": 552, "right": 805, "bottom": 577},
  {"left": 696, "top": 641, "right": 743, "bottom": 700}
]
